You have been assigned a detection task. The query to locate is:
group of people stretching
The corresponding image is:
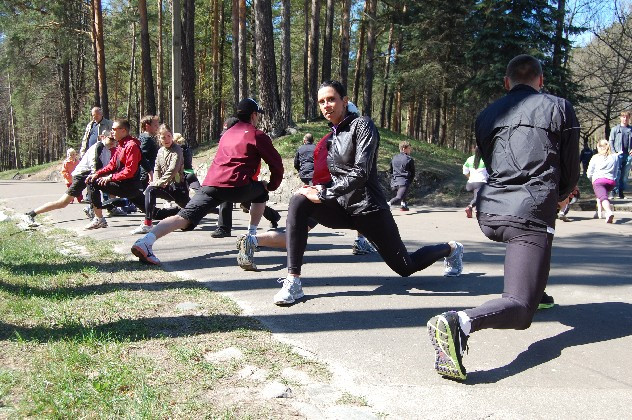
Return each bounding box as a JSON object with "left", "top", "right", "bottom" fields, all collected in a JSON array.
[{"left": 23, "top": 54, "right": 581, "bottom": 382}]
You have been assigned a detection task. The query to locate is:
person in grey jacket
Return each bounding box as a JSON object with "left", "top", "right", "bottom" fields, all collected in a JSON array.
[
  {"left": 79, "top": 107, "right": 113, "bottom": 156},
  {"left": 270, "top": 80, "right": 463, "bottom": 305},
  {"left": 608, "top": 111, "right": 632, "bottom": 198},
  {"left": 132, "top": 124, "right": 189, "bottom": 234},
  {"left": 294, "top": 133, "right": 316, "bottom": 185},
  {"left": 427, "top": 54, "right": 580, "bottom": 381}
]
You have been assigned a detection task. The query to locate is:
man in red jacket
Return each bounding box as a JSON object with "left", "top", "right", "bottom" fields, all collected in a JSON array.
[
  {"left": 131, "top": 98, "right": 284, "bottom": 265},
  {"left": 85, "top": 118, "right": 145, "bottom": 230}
]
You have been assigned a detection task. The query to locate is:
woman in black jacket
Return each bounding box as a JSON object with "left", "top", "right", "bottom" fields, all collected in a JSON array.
[{"left": 272, "top": 80, "right": 464, "bottom": 305}]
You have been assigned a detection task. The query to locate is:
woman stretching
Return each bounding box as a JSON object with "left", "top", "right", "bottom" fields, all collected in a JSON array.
[
  {"left": 271, "top": 80, "right": 464, "bottom": 305},
  {"left": 462, "top": 146, "right": 488, "bottom": 218},
  {"left": 132, "top": 125, "right": 190, "bottom": 234},
  {"left": 587, "top": 139, "right": 620, "bottom": 223}
]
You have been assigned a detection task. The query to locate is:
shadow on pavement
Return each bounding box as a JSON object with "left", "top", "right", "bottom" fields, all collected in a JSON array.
[{"left": 467, "top": 302, "right": 632, "bottom": 384}]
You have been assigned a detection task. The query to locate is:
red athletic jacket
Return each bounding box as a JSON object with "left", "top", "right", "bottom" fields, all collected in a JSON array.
[
  {"left": 95, "top": 135, "right": 142, "bottom": 182},
  {"left": 203, "top": 121, "right": 284, "bottom": 191},
  {"left": 312, "top": 133, "right": 332, "bottom": 186}
]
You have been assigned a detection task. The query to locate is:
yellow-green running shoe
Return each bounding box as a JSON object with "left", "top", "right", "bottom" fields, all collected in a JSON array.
[{"left": 427, "top": 311, "right": 468, "bottom": 380}]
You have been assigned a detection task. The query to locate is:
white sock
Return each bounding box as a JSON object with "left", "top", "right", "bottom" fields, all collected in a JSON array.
[
  {"left": 251, "top": 235, "right": 258, "bottom": 247},
  {"left": 248, "top": 225, "right": 257, "bottom": 235},
  {"left": 287, "top": 274, "right": 300, "bottom": 283},
  {"left": 144, "top": 232, "right": 157, "bottom": 246},
  {"left": 457, "top": 311, "right": 472, "bottom": 336}
]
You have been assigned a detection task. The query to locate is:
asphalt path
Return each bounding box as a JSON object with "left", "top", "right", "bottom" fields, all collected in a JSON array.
[{"left": 2, "top": 180, "right": 631, "bottom": 419}]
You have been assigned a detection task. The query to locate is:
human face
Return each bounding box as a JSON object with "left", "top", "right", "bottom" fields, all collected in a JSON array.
[
  {"left": 148, "top": 118, "right": 160, "bottom": 135},
  {"left": 92, "top": 109, "right": 103, "bottom": 123},
  {"left": 620, "top": 114, "right": 629, "bottom": 126},
  {"left": 161, "top": 130, "right": 173, "bottom": 148},
  {"left": 111, "top": 124, "right": 127, "bottom": 141},
  {"left": 318, "top": 86, "right": 348, "bottom": 125}
]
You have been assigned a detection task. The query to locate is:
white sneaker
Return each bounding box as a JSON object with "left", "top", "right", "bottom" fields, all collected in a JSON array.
[
  {"left": 107, "top": 207, "right": 127, "bottom": 216},
  {"left": 274, "top": 277, "right": 304, "bottom": 305},
  {"left": 236, "top": 234, "right": 257, "bottom": 271},
  {"left": 444, "top": 241, "right": 464, "bottom": 277},
  {"left": 84, "top": 217, "right": 108, "bottom": 230},
  {"left": 83, "top": 205, "right": 94, "bottom": 219},
  {"left": 131, "top": 223, "right": 152, "bottom": 234},
  {"left": 352, "top": 237, "right": 377, "bottom": 255},
  {"left": 22, "top": 213, "right": 39, "bottom": 227},
  {"left": 131, "top": 238, "right": 161, "bottom": 265},
  {"left": 605, "top": 211, "right": 614, "bottom": 224}
]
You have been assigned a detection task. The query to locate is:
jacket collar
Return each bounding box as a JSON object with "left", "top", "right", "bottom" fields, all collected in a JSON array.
[
  {"left": 329, "top": 112, "right": 358, "bottom": 135},
  {"left": 508, "top": 84, "right": 540, "bottom": 94}
]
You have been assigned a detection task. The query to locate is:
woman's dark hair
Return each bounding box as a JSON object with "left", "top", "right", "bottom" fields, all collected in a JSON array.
[
  {"left": 319, "top": 80, "right": 347, "bottom": 98},
  {"left": 473, "top": 146, "right": 482, "bottom": 168}
]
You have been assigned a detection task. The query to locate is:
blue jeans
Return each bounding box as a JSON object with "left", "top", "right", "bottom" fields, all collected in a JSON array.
[{"left": 614, "top": 153, "right": 632, "bottom": 196}]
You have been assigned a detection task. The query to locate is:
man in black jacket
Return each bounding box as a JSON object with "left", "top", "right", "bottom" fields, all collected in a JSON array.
[
  {"left": 138, "top": 115, "right": 160, "bottom": 188},
  {"left": 294, "top": 133, "right": 316, "bottom": 185},
  {"left": 427, "top": 55, "right": 580, "bottom": 381}
]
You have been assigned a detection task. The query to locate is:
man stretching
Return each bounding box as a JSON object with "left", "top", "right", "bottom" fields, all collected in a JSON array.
[{"left": 131, "top": 98, "right": 283, "bottom": 265}]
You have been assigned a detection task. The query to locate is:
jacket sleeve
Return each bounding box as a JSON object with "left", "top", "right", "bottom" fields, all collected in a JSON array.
[
  {"left": 586, "top": 156, "right": 595, "bottom": 180},
  {"left": 79, "top": 122, "right": 92, "bottom": 156},
  {"left": 93, "top": 142, "right": 105, "bottom": 172},
  {"left": 609, "top": 127, "right": 617, "bottom": 152},
  {"left": 255, "top": 132, "right": 284, "bottom": 191},
  {"left": 320, "top": 117, "right": 378, "bottom": 201},
  {"left": 408, "top": 158, "right": 415, "bottom": 181},
  {"left": 294, "top": 149, "right": 301, "bottom": 171},
  {"left": 61, "top": 160, "right": 73, "bottom": 182},
  {"left": 558, "top": 100, "right": 581, "bottom": 200},
  {"left": 111, "top": 143, "right": 142, "bottom": 182}
]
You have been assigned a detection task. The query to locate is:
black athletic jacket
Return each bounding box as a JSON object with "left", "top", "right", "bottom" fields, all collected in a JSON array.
[
  {"left": 389, "top": 152, "right": 415, "bottom": 187},
  {"left": 138, "top": 132, "right": 159, "bottom": 178},
  {"left": 475, "top": 84, "right": 580, "bottom": 229},
  {"left": 294, "top": 143, "right": 316, "bottom": 179},
  {"left": 317, "top": 112, "right": 389, "bottom": 215}
]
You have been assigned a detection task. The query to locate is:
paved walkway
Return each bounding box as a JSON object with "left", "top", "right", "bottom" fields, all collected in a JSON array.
[{"left": 2, "top": 180, "right": 632, "bottom": 419}]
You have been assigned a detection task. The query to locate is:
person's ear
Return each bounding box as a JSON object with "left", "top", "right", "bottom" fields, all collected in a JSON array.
[{"left": 503, "top": 76, "right": 511, "bottom": 91}]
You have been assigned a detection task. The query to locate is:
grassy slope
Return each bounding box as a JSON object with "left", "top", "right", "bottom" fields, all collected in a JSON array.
[
  {"left": 0, "top": 161, "right": 60, "bottom": 180},
  {"left": 194, "top": 121, "right": 470, "bottom": 205}
]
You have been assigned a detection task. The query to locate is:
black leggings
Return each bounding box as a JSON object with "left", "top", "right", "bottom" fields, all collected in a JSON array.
[
  {"left": 88, "top": 179, "right": 146, "bottom": 213},
  {"left": 465, "top": 223, "right": 553, "bottom": 333},
  {"left": 286, "top": 194, "right": 451, "bottom": 276},
  {"left": 466, "top": 182, "right": 485, "bottom": 208},
  {"left": 145, "top": 185, "right": 190, "bottom": 222}
]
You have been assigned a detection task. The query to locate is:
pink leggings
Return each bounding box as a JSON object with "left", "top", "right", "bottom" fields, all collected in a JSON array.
[{"left": 592, "top": 178, "right": 615, "bottom": 201}]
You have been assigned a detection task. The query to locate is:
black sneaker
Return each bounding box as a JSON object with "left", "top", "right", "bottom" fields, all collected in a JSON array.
[
  {"left": 427, "top": 311, "right": 468, "bottom": 380},
  {"left": 270, "top": 213, "right": 281, "bottom": 229},
  {"left": 538, "top": 292, "right": 555, "bottom": 310},
  {"left": 211, "top": 227, "right": 230, "bottom": 238}
]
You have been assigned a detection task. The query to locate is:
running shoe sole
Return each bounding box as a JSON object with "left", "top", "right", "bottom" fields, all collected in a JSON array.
[
  {"left": 274, "top": 291, "right": 305, "bottom": 306},
  {"left": 427, "top": 314, "right": 467, "bottom": 381},
  {"left": 236, "top": 235, "right": 257, "bottom": 271},
  {"left": 131, "top": 244, "right": 160, "bottom": 265}
]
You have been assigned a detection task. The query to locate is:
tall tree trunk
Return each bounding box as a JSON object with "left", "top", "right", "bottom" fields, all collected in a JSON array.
[
  {"left": 7, "top": 72, "right": 21, "bottom": 169},
  {"left": 231, "top": 0, "right": 240, "bottom": 107},
  {"left": 339, "top": 0, "right": 351, "bottom": 87},
  {"left": 307, "top": 0, "right": 321, "bottom": 119},
  {"left": 182, "top": 0, "right": 197, "bottom": 147},
  {"left": 352, "top": 1, "right": 367, "bottom": 105},
  {"left": 386, "top": 33, "right": 402, "bottom": 130},
  {"left": 551, "top": 0, "right": 566, "bottom": 95},
  {"left": 92, "top": 0, "right": 109, "bottom": 118},
  {"left": 280, "top": 0, "right": 292, "bottom": 126},
  {"left": 210, "top": 0, "right": 221, "bottom": 140},
  {"left": 90, "top": 7, "right": 100, "bottom": 107},
  {"left": 254, "top": 0, "right": 285, "bottom": 137},
  {"left": 127, "top": 22, "right": 137, "bottom": 120},
  {"left": 362, "top": 0, "right": 377, "bottom": 118},
  {"left": 139, "top": 0, "right": 157, "bottom": 115},
  {"left": 302, "top": 0, "right": 309, "bottom": 119},
  {"left": 407, "top": 101, "right": 415, "bottom": 137},
  {"left": 238, "top": 0, "right": 248, "bottom": 99},
  {"left": 157, "top": 0, "right": 165, "bottom": 122},
  {"left": 218, "top": 0, "right": 226, "bottom": 127},
  {"left": 393, "top": 88, "right": 401, "bottom": 133},
  {"left": 172, "top": 0, "right": 183, "bottom": 132},
  {"left": 379, "top": 23, "right": 394, "bottom": 127},
  {"left": 321, "top": 0, "right": 334, "bottom": 82},
  {"left": 248, "top": 11, "right": 257, "bottom": 97}
]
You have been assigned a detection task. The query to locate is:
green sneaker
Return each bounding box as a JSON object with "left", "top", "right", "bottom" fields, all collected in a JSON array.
[
  {"left": 538, "top": 292, "right": 555, "bottom": 310},
  {"left": 427, "top": 311, "right": 468, "bottom": 380}
]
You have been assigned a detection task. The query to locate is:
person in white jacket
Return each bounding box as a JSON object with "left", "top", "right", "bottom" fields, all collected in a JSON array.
[
  {"left": 587, "top": 139, "right": 621, "bottom": 223},
  {"left": 23, "top": 134, "right": 116, "bottom": 227}
]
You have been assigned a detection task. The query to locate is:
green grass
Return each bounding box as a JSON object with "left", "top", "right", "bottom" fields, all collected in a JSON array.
[
  {"left": 0, "top": 220, "right": 329, "bottom": 417},
  {"left": 0, "top": 161, "right": 60, "bottom": 180}
]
